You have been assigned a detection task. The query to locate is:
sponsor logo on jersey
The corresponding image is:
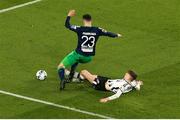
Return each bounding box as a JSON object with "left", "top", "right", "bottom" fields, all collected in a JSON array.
[{"left": 83, "top": 32, "right": 96, "bottom": 36}]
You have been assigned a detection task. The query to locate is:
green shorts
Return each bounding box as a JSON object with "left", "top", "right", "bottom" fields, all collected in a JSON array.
[{"left": 60, "top": 51, "right": 92, "bottom": 68}]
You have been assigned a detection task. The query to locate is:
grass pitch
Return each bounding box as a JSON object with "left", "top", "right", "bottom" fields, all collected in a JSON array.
[{"left": 0, "top": 0, "right": 180, "bottom": 118}]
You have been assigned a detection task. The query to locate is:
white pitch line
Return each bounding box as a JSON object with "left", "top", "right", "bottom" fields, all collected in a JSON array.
[
  {"left": 0, "top": 0, "right": 42, "bottom": 14},
  {"left": 0, "top": 90, "right": 113, "bottom": 119}
]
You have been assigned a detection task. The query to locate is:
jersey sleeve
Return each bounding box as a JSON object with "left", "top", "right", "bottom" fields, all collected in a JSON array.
[
  {"left": 108, "top": 89, "right": 122, "bottom": 100},
  {"left": 65, "top": 16, "right": 80, "bottom": 32},
  {"left": 98, "top": 27, "right": 118, "bottom": 38}
]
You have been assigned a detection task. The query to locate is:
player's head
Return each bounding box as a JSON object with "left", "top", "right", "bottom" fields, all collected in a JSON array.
[
  {"left": 82, "top": 14, "right": 92, "bottom": 26},
  {"left": 124, "top": 70, "right": 137, "bottom": 81}
]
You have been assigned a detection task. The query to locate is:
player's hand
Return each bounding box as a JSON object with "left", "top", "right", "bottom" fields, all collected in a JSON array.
[
  {"left": 117, "top": 33, "right": 122, "bottom": 37},
  {"left": 68, "top": 10, "right": 76, "bottom": 17},
  {"left": 135, "top": 80, "right": 143, "bottom": 91},
  {"left": 99, "top": 98, "right": 109, "bottom": 103},
  {"left": 138, "top": 80, "right": 143, "bottom": 86}
]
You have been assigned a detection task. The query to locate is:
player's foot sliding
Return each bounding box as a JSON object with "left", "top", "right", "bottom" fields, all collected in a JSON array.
[
  {"left": 65, "top": 69, "right": 85, "bottom": 82},
  {"left": 75, "top": 72, "right": 85, "bottom": 82},
  {"left": 58, "top": 68, "right": 66, "bottom": 90}
]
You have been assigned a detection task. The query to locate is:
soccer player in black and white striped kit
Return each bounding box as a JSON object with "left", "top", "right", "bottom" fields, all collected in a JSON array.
[{"left": 80, "top": 69, "right": 143, "bottom": 103}]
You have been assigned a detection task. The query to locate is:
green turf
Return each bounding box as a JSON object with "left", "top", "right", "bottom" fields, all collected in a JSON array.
[
  {"left": 0, "top": 0, "right": 32, "bottom": 9},
  {"left": 0, "top": 0, "right": 180, "bottom": 118}
]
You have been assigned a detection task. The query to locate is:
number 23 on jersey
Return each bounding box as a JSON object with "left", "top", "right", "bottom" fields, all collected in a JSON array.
[{"left": 81, "top": 35, "right": 95, "bottom": 52}]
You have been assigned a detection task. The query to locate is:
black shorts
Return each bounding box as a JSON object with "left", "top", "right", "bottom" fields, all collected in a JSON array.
[{"left": 92, "top": 76, "right": 110, "bottom": 91}]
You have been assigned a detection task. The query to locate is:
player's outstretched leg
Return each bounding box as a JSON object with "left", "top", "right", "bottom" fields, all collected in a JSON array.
[
  {"left": 65, "top": 69, "right": 85, "bottom": 82},
  {"left": 58, "top": 63, "right": 66, "bottom": 90},
  {"left": 81, "top": 70, "right": 97, "bottom": 83},
  {"left": 68, "top": 62, "right": 79, "bottom": 82}
]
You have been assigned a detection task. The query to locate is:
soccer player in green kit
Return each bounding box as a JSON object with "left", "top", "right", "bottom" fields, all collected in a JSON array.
[{"left": 58, "top": 10, "right": 122, "bottom": 90}]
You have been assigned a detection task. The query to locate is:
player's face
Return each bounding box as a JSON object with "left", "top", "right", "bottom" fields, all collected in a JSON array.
[{"left": 124, "top": 73, "right": 133, "bottom": 81}]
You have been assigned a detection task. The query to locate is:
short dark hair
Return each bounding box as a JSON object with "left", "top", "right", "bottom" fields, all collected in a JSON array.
[
  {"left": 82, "top": 14, "right": 92, "bottom": 21},
  {"left": 127, "top": 70, "right": 137, "bottom": 80}
]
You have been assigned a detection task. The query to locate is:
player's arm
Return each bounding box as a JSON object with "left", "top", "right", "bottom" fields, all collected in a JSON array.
[
  {"left": 65, "top": 10, "right": 79, "bottom": 32},
  {"left": 98, "top": 28, "right": 122, "bottom": 38},
  {"left": 100, "top": 90, "right": 122, "bottom": 103}
]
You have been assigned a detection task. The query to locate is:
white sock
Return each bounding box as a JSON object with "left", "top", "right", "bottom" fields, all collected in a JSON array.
[
  {"left": 65, "top": 69, "right": 70, "bottom": 76},
  {"left": 65, "top": 69, "right": 85, "bottom": 80}
]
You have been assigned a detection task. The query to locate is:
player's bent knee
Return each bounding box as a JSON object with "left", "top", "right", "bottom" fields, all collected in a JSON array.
[{"left": 57, "top": 63, "right": 65, "bottom": 70}]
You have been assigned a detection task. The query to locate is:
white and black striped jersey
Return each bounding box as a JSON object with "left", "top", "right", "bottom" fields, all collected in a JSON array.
[{"left": 106, "top": 79, "right": 139, "bottom": 100}]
